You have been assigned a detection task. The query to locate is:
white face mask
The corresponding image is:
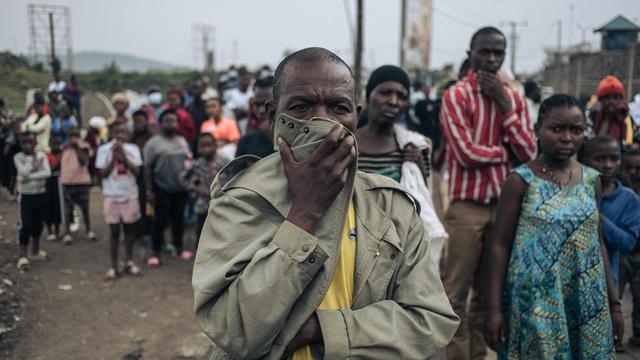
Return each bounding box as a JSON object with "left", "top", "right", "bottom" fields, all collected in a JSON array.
[{"left": 148, "top": 92, "right": 162, "bottom": 105}]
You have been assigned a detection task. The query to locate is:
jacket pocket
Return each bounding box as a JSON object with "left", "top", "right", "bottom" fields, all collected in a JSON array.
[{"left": 364, "top": 230, "right": 404, "bottom": 302}]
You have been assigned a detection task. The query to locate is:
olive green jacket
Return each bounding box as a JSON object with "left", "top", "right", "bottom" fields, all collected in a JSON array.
[{"left": 192, "top": 115, "right": 459, "bottom": 359}]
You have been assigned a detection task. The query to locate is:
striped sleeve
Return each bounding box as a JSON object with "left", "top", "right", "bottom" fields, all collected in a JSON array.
[
  {"left": 440, "top": 86, "right": 508, "bottom": 169},
  {"left": 502, "top": 92, "right": 536, "bottom": 163}
]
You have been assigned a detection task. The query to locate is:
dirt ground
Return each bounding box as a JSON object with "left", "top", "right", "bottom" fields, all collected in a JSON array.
[
  {"left": 2, "top": 187, "right": 640, "bottom": 359},
  {"left": 0, "top": 187, "right": 211, "bottom": 360}
]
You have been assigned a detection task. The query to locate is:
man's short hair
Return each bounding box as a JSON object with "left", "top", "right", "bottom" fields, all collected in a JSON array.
[
  {"left": 132, "top": 109, "right": 148, "bottom": 119},
  {"left": 254, "top": 76, "right": 274, "bottom": 90},
  {"left": 470, "top": 26, "right": 506, "bottom": 50},
  {"left": 273, "top": 47, "right": 356, "bottom": 105}
]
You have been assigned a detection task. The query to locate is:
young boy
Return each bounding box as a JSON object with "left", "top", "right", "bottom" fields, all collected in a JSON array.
[
  {"left": 96, "top": 122, "right": 143, "bottom": 280},
  {"left": 583, "top": 135, "right": 640, "bottom": 286},
  {"left": 60, "top": 128, "right": 95, "bottom": 244},
  {"left": 13, "top": 133, "right": 51, "bottom": 270},
  {"left": 180, "top": 133, "right": 227, "bottom": 250},
  {"left": 45, "top": 136, "right": 63, "bottom": 241},
  {"left": 583, "top": 135, "right": 640, "bottom": 352},
  {"left": 619, "top": 148, "right": 640, "bottom": 347}
]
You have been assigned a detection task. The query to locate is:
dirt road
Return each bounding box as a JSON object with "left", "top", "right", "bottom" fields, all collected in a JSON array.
[{"left": 0, "top": 187, "right": 211, "bottom": 360}]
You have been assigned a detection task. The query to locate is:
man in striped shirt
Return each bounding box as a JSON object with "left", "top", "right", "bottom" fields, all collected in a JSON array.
[{"left": 440, "top": 27, "right": 536, "bottom": 360}]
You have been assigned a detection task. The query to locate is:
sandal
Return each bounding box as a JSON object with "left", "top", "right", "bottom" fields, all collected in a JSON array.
[
  {"left": 146, "top": 256, "right": 160, "bottom": 268},
  {"left": 87, "top": 231, "right": 98, "bottom": 242},
  {"left": 30, "top": 250, "right": 50, "bottom": 261},
  {"left": 124, "top": 261, "right": 141, "bottom": 275},
  {"left": 180, "top": 250, "right": 194, "bottom": 261},
  {"left": 104, "top": 268, "right": 118, "bottom": 281},
  {"left": 16, "top": 257, "right": 30, "bottom": 271},
  {"left": 47, "top": 234, "right": 57, "bottom": 242},
  {"left": 62, "top": 234, "right": 73, "bottom": 245}
]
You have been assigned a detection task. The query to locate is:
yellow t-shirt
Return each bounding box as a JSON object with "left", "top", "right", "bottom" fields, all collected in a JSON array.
[{"left": 291, "top": 201, "right": 357, "bottom": 360}]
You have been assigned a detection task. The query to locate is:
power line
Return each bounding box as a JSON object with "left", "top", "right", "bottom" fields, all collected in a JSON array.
[{"left": 432, "top": 6, "right": 483, "bottom": 29}]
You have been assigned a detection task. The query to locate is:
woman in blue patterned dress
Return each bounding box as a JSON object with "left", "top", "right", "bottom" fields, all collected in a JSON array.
[{"left": 485, "top": 94, "right": 623, "bottom": 359}]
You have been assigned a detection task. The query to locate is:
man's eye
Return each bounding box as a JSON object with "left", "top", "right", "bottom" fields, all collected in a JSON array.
[
  {"left": 551, "top": 126, "right": 561, "bottom": 132},
  {"left": 332, "top": 105, "right": 349, "bottom": 113},
  {"left": 571, "top": 127, "right": 584, "bottom": 134},
  {"left": 291, "top": 104, "right": 309, "bottom": 111}
]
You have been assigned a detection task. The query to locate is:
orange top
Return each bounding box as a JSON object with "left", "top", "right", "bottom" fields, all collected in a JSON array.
[{"left": 200, "top": 117, "right": 241, "bottom": 142}]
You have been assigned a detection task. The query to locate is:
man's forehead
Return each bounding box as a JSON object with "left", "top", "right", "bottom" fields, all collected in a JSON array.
[
  {"left": 473, "top": 34, "right": 505, "bottom": 50},
  {"left": 280, "top": 61, "right": 355, "bottom": 98}
]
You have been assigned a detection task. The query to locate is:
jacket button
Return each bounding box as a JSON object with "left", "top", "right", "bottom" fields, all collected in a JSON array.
[
  {"left": 302, "top": 244, "right": 310, "bottom": 252},
  {"left": 303, "top": 127, "right": 310, "bottom": 133},
  {"left": 309, "top": 256, "right": 316, "bottom": 264},
  {"left": 390, "top": 252, "right": 396, "bottom": 259},
  {"left": 288, "top": 123, "right": 295, "bottom": 129}
]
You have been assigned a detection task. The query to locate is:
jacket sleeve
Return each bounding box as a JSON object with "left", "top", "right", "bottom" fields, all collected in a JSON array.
[
  {"left": 502, "top": 92, "right": 536, "bottom": 163},
  {"left": 192, "top": 183, "right": 329, "bottom": 359},
  {"left": 316, "top": 206, "right": 459, "bottom": 359},
  {"left": 440, "top": 87, "right": 508, "bottom": 169},
  {"left": 602, "top": 196, "right": 640, "bottom": 253}
]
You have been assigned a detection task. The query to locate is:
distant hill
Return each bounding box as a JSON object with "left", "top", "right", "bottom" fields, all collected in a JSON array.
[{"left": 72, "top": 51, "right": 184, "bottom": 72}]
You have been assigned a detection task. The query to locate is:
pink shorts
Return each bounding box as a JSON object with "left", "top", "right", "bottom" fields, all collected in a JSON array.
[{"left": 103, "top": 198, "right": 141, "bottom": 225}]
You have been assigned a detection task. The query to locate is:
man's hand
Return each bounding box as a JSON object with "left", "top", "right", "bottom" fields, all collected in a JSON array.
[
  {"left": 279, "top": 125, "right": 356, "bottom": 234},
  {"left": 484, "top": 309, "right": 505, "bottom": 351},
  {"left": 281, "top": 314, "right": 322, "bottom": 359},
  {"left": 476, "top": 70, "right": 512, "bottom": 115}
]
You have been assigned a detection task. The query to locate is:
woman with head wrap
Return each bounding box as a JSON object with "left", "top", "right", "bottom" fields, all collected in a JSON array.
[{"left": 356, "top": 65, "right": 448, "bottom": 264}]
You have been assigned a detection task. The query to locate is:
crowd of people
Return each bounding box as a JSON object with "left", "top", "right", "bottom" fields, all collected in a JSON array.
[{"left": 3, "top": 24, "right": 640, "bottom": 359}]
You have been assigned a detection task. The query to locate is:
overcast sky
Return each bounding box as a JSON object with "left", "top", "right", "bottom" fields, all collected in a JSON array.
[{"left": 2, "top": 0, "right": 639, "bottom": 75}]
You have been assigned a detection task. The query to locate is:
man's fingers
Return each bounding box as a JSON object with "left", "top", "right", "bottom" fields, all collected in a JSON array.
[
  {"left": 324, "top": 135, "right": 355, "bottom": 166},
  {"left": 333, "top": 146, "right": 356, "bottom": 175},
  {"left": 308, "top": 125, "right": 343, "bottom": 164},
  {"left": 277, "top": 137, "right": 297, "bottom": 167}
]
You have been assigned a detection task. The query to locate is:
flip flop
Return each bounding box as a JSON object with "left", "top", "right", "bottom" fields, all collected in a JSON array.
[{"left": 146, "top": 256, "right": 160, "bottom": 268}]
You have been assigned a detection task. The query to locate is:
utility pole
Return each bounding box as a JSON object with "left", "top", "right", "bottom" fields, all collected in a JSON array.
[
  {"left": 556, "top": 20, "right": 562, "bottom": 65},
  {"left": 354, "top": 0, "right": 364, "bottom": 98},
  {"left": 500, "top": 21, "right": 527, "bottom": 76},
  {"left": 193, "top": 24, "right": 215, "bottom": 73},
  {"left": 569, "top": 4, "right": 576, "bottom": 45},
  {"left": 399, "top": 0, "right": 407, "bottom": 68},
  {"left": 48, "top": 12, "right": 55, "bottom": 61}
]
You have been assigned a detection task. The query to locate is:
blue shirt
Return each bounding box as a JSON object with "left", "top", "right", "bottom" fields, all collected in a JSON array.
[{"left": 601, "top": 180, "right": 640, "bottom": 285}]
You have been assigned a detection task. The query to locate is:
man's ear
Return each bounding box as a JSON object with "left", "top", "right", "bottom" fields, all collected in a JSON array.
[
  {"left": 356, "top": 103, "right": 363, "bottom": 118},
  {"left": 266, "top": 100, "right": 276, "bottom": 127}
]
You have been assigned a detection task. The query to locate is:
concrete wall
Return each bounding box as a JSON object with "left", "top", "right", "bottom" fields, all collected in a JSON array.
[{"left": 542, "top": 46, "right": 640, "bottom": 101}]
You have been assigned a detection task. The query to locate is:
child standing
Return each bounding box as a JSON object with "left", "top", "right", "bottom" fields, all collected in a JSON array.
[
  {"left": 45, "top": 136, "right": 64, "bottom": 241},
  {"left": 14, "top": 133, "right": 51, "bottom": 270},
  {"left": 60, "top": 128, "right": 95, "bottom": 244},
  {"left": 96, "top": 122, "right": 143, "bottom": 280},
  {"left": 143, "top": 110, "right": 192, "bottom": 266},
  {"left": 582, "top": 135, "right": 640, "bottom": 352},
  {"left": 485, "top": 94, "right": 622, "bottom": 358},
  {"left": 50, "top": 104, "right": 77, "bottom": 144},
  {"left": 180, "top": 133, "right": 227, "bottom": 251},
  {"left": 619, "top": 148, "right": 640, "bottom": 347}
]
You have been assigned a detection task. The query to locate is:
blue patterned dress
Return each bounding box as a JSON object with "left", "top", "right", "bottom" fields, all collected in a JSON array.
[{"left": 500, "top": 164, "right": 614, "bottom": 359}]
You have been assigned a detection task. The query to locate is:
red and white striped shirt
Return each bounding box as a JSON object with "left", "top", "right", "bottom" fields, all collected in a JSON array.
[{"left": 440, "top": 70, "right": 536, "bottom": 203}]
